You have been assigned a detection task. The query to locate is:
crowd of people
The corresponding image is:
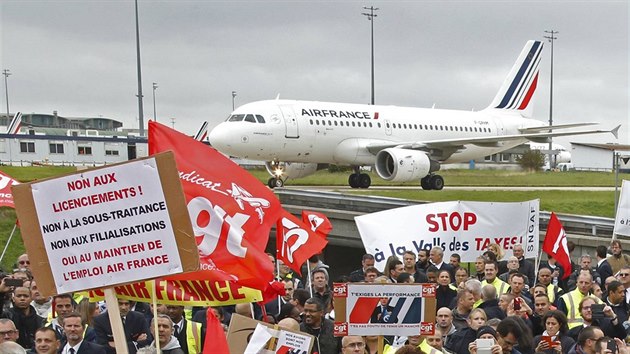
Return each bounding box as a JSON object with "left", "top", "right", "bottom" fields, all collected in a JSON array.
[{"left": 2, "top": 239, "right": 630, "bottom": 354}]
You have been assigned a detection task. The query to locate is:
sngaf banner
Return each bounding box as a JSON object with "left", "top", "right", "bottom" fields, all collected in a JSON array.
[
  {"left": 355, "top": 200, "right": 539, "bottom": 271},
  {"left": 614, "top": 180, "right": 630, "bottom": 237}
]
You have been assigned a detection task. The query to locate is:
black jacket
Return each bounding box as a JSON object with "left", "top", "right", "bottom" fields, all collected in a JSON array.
[
  {"left": 93, "top": 311, "right": 153, "bottom": 354},
  {"left": 478, "top": 299, "right": 506, "bottom": 320},
  {"left": 300, "top": 318, "right": 341, "bottom": 354},
  {"left": 2, "top": 305, "right": 42, "bottom": 349}
]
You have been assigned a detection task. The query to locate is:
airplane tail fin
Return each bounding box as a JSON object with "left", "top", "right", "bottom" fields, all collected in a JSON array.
[
  {"left": 194, "top": 121, "right": 209, "bottom": 142},
  {"left": 485, "top": 40, "right": 543, "bottom": 118},
  {"left": 6, "top": 112, "right": 22, "bottom": 134}
]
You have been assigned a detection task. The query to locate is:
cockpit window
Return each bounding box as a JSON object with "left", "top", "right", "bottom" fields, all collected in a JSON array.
[
  {"left": 228, "top": 114, "right": 245, "bottom": 122},
  {"left": 244, "top": 114, "right": 256, "bottom": 123},
  {"left": 255, "top": 115, "right": 265, "bottom": 123}
]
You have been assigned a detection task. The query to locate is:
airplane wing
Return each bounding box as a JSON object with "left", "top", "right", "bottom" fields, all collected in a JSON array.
[
  {"left": 366, "top": 125, "right": 621, "bottom": 159},
  {"left": 518, "top": 122, "right": 599, "bottom": 133}
]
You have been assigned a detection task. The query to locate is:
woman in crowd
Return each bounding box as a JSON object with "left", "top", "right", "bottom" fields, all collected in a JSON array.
[
  {"left": 533, "top": 310, "right": 574, "bottom": 354},
  {"left": 436, "top": 270, "right": 458, "bottom": 310},
  {"left": 468, "top": 325, "right": 503, "bottom": 354},
  {"left": 444, "top": 308, "right": 487, "bottom": 353}
]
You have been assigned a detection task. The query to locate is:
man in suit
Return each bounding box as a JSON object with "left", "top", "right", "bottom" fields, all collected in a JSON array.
[
  {"left": 596, "top": 245, "right": 613, "bottom": 286},
  {"left": 60, "top": 312, "right": 106, "bottom": 354},
  {"left": 166, "top": 305, "right": 201, "bottom": 354},
  {"left": 429, "top": 247, "right": 455, "bottom": 281},
  {"left": 370, "top": 297, "right": 397, "bottom": 324},
  {"left": 93, "top": 299, "right": 152, "bottom": 354},
  {"left": 31, "top": 327, "right": 60, "bottom": 354}
]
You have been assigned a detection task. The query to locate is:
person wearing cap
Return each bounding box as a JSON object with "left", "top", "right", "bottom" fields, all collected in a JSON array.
[{"left": 468, "top": 325, "right": 503, "bottom": 354}]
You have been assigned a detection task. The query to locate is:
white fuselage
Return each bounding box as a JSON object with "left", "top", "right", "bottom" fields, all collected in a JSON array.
[{"left": 209, "top": 99, "right": 544, "bottom": 166}]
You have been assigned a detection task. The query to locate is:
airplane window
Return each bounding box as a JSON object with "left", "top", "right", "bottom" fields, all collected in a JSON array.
[
  {"left": 255, "top": 115, "right": 266, "bottom": 123},
  {"left": 316, "top": 120, "right": 320, "bottom": 125},
  {"left": 429, "top": 125, "right": 433, "bottom": 130},
  {"left": 346, "top": 121, "right": 349, "bottom": 126},
  {"left": 322, "top": 120, "right": 326, "bottom": 126},
  {"left": 414, "top": 124, "right": 418, "bottom": 129},
  {"left": 377, "top": 123, "right": 381, "bottom": 128},
  {"left": 474, "top": 127, "right": 478, "bottom": 132},
  {"left": 228, "top": 114, "right": 245, "bottom": 122},
  {"left": 386, "top": 123, "right": 390, "bottom": 128},
  {"left": 439, "top": 126, "right": 443, "bottom": 131},
  {"left": 363, "top": 122, "right": 367, "bottom": 127},
  {"left": 244, "top": 114, "right": 256, "bottom": 123},
  {"left": 398, "top": 124, "right": 402, "bottom": 129},
  {"left": 450, "top": 126, "right": 453, "bottom": 131},
  {"left": 328, "top": 120, "right": 332, "bottom": 125},
  {"left": 334, "top": 121, "right": 338, "bottom": 126},
  {"left": 424, "top": 125, "right": 428, "bottom": 129},
  {"left": 369, "top": 122, "right": 372, "bottom": 128},
  {"left": 310, "top": 119, "right": 313, "bottom": 125},
  {"left": 352, "top": 122, "right": 355, "bottom": 127}
]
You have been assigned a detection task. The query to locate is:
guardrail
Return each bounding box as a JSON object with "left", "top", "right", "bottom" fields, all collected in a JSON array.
[{"left": 275, "top": 188, "right": 615, "bottom": 238}]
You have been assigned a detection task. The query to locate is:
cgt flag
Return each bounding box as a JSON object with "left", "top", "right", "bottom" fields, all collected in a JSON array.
[
  {"left": 149, "top": 121, "right": 279, "bottom": 289},
  {"left": 0, "top": 171, "right": 19, "bottom": 208},
  {"left": 301, "top": 210, "right": 332, "bottom": 238},
  {"left": 277, "top": 210, "right": 328, "bottom": 275},
  {"left": 543, "top": 212, "right": 571, "bottom": 280}
]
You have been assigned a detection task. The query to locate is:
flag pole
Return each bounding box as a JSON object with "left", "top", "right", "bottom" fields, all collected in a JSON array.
[
  {"left": 276, "top": 258, "right": 281, "bottom": 315},
  {"left": 307, "top": 261, "right": 313, "bottom": 297},
  {"left": 535, "top": 248, "right": 543, "bottom": 278},
  {"left": 0, "top": 224, "right": 17, "bottom": 264},
  {"left": 151, "top": 280, "right": 161, "bottom": 353}
]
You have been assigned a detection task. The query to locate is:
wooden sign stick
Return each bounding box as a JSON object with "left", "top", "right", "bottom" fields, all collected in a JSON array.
[{"left": 104, "top": 287, "right": 129, "bottom": 354}]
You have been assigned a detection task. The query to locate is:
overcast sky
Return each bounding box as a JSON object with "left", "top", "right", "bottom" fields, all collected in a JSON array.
[{"left": 1, "top": 1, "right": 628, "bottom": 147}]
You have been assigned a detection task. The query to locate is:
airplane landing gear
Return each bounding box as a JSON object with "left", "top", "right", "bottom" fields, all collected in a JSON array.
[
  {"left": 267, "top": 177, "right": 284, "bottom": 188},
  {"left": 348, "top": 171, "right": 371, "bottom": 189},
  {"left": 420, "top": 174, "right": 444, "bottom": 190}
]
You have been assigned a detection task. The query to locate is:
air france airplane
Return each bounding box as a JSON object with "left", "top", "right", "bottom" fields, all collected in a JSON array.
[{"left": 209, "top": 40, "right": 619, "bottom": 189}]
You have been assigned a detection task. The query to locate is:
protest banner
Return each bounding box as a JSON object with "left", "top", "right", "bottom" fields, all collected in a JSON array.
[
  {"left": 355, "top": 200, "right": 539, "bottom": 271},
  {"left": 83, "top": 278, "right": 262, "bottom": 305},
  {"left": 333, "top": 283, "right": 436, "bottom": 337},
  {"left": 227, "top": 314, "right": 314, "bottom": 354},
  {"left": 12, "top": 152, "right": 199, "bottom": 296},
  {"left": 614, "top": 180, "right": 630, "bottom": 237},
  {"left": 0, "top": 171, "right": 19, "bottom": 208}
]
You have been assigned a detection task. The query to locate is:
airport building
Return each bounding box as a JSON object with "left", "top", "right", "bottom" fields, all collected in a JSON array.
[{"left": 0, "top": 112, "right": 147, "bottom": 166}]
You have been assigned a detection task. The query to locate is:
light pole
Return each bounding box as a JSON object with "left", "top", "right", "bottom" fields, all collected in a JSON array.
[
  {"left": 544, "top": 30, "right": 558, "bottom": 169},
  {"left": 152, "top": 82, "right": 158, "bottom": 122},
  {"left": 2, "top": 69, "right": 10, "bottom": 121},
  {"left": 362, "top": 6, "right": 378, "bottom": 105},
  {"left": 232, "top": 91, "right": 237, "bottom": 111},
  {"left": 134, "top": 0, "right": 145, "bottom": 136}
]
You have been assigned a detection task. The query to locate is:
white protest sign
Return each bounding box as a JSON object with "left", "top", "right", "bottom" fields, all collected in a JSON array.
[
  {"left": 355, "top": 200, "right": 539, "bottom": 271},
  {"left": 276, "top": 330, "right": 312, "bottom": 353},
  {"left": 614, "top": 180, "right": 630, "bottom": 236},
  {"left": 30, "top": 157, "right": 183, "bottom": 293}
]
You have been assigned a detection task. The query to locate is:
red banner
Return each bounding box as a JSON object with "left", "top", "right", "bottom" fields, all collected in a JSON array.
[
  {"left": 301, "top": 210, "right": 332, "bottom": 238},
  {"left": 542, "top": 212, "right": 571, "bottom": 279},
  {"left": 0, "top": 171, "right": 19, "bottom": 208},
  {"left": 149, "top": 121, "right": 278, "bottom": 289},
  {"left": 276, "top": 210, "right": 328, "bottom": 275}
]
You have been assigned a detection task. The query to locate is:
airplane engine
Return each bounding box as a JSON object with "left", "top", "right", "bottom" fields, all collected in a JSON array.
[
  {"left": 265, "top": 161, "right": 320, "bottom": 179},
  {"left": 375, "top": 148, "right": 431, "bottom": 182}
]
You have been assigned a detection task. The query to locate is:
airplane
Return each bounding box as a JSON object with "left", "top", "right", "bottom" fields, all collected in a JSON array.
[
  {"left": 208, "top": 40, "right": 620, "bottom": 190},
  {"left": 528, "top": 142, "right": 571, "bottom": 169}
]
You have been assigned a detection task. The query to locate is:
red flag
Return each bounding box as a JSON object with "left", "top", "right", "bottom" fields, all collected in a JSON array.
[
  {"left": 203, "top": 307, "right": 229, "bottom": 354},
  {"left": 276, "top": 210, "right": 328, "bottom": 275},
  {"left": 301, "top": 210, "right": 332, "bottom": 238},
  {"left": 0, "top": 171, "right": 19, "bottom": 208},
  {"left": 149, "top": 121, "right": 278, "bottom": 289},
  {"left": 260, "top": 280, "right": 286, "bottom": 304},
  {"left": 542, "top": 212, "right": 571, "bottom": 280}
]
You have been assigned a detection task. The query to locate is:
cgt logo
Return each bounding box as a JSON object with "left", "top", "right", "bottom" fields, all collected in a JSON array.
[
  {"left": 420, "top": 322, "right": 435, "bottom": 335},
  {"left": 332, "top": 283, "right": 347, "bottom": 298},
  {"left": 334, "top": 322, "right": 348, "bottom": 336},
  {"left": 422, "top": 284, "right": 436, "bottom": 298}
]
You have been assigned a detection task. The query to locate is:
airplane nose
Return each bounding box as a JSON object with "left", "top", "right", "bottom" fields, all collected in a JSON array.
[{"left": 208, "top": 123, "right": 229, "bottom": 150}]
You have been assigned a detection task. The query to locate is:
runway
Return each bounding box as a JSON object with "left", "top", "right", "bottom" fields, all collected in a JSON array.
[{"left": 281, "top": 185, "right": 616, "bottom": 192}]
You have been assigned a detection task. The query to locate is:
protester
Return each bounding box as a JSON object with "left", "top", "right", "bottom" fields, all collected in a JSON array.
[
  {"left": 532, "top": 310, "right": 575, "bottom": 354},
  {"left": 444, "top": 308, "right": 487, "bottom": 353},
  {"left": 93, "top": 298, "right": 152, "bottom": 354},
  {"left": 348, "top": 254, "right": 376, "bottom": 282},
  {"left": 32, "top": 327, "right": 60, "bottom": 354},
  {"left": 299, "top": 298, "right": 340, "bottom": 354},
  {"left": 3, "top": 286, "right": 42, "bottom": 349},
  {"left": 149, "top": 314, "right": 184, "bottom": 354},
  {"left": 607, "top": 241, "right": 630, "bottom": 275},
  {"left": 341, "top": 335, "right": 365, "bottom": 354},
  {"left": 61, "top": 312, "right": 106, "bottom": 354}
]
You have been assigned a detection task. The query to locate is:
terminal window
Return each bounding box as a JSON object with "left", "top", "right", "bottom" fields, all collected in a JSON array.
[
  {"left": 78, "top": 146, "right": 92, "bottom": 155},
  {"left": 49, "top": 143, "right": 64, "bottom": 154},
  {"left": 20, "top": 142, "right": 35, "bottom": 153}
]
